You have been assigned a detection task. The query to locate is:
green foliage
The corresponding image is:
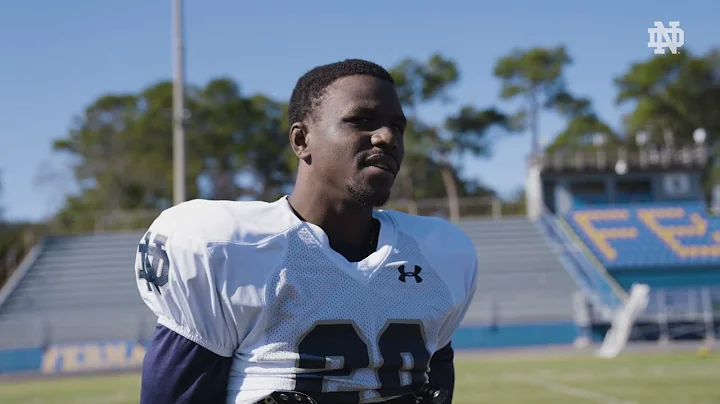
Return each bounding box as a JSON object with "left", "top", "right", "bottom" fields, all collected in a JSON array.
[
  {"left": 614, "top": 48, "right": 720, "bottom": 147},
  {"left": 42, "top": 48, "right": 720, "bottom": 230},
  {"left": 51, "top": 78, "right": 297, "bottom": 233},
  {"left": 613, "top": 48, "right": 719, "bottom": 200},
  {"left": 0, "top": 172, "right": 3, "bottom": 223},
  {"left": 390, "top": 53, "right": 460, "bottom": 108},
  {"left": 0, "top": 221, "right": 44, "bottom": 288},
  {"left": 0, "top": 223, "right": 25, "bottom": 265},
  {"left": 546, "top": 115, "right": 619, "bottom": 152},
  {"left": 545, "top": 91, "right": 620, "bottom": 153},
  {"left": 389, "top": 53, "right": 510, "bottom": 213},
  {"left": 493, "top": 46, "right": 583, "bottom": 155},
  {"left": 494, "top": 46, "right": 571, "bottom": 100}
]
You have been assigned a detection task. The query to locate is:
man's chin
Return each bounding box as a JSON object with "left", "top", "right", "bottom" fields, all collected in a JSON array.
[
  {"left": 368, "top": 191, "right": 391, "bottom": 208},
  {"left": 347, "top": 184, "right": 392, "bottom": 208}
]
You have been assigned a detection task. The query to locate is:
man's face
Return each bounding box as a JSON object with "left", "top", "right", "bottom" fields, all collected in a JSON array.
[{"left": 307, "top": 75, "right": 406, "bottom": 207}]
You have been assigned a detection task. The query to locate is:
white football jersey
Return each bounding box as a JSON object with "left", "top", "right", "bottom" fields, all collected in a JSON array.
[{"left": 135, "top": 196, "right": 478, "bottom": 404}]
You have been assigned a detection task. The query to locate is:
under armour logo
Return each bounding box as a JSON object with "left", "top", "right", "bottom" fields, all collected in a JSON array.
[
  {"left": 648, "top": 21, "right": 684, "bottom": 55},
  {"left": 398, "top": 265, "right": 423, "bottom": 283}
]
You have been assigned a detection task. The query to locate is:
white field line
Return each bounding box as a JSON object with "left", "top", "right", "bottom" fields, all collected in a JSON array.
[{"left": 503, "top": 373, "right": 638, "bottom": 404}]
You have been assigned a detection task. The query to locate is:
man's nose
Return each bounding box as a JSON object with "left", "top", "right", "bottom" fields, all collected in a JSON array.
[{"left": 370, "top": 126, "right": 398, "bottom": 149}]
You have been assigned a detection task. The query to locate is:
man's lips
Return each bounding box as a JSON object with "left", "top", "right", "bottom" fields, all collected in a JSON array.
[{"left": 364, "top": 154, "right": 398, "bottom": 174}]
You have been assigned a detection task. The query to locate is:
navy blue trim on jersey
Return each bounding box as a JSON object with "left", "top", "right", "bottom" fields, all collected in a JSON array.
[
  {"left": 141, "top": 324, "right": 232, "bottom": 404},
  {"left": 428, "top": 342, "right": 455, "bottom": 403}
]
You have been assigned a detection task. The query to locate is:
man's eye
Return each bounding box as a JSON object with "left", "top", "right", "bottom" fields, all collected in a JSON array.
[{"left": 346, "top": 116, "right": 373, "bottom": 128}]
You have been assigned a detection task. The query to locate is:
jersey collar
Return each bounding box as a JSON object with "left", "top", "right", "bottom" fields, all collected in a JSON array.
[{"left": 275, "top": 196, "right": 398, "bottom": 272}]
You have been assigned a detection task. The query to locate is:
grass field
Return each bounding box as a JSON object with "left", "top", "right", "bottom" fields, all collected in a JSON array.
[{"left": 0, "top": 350, "right": 718, "bottom": 404}]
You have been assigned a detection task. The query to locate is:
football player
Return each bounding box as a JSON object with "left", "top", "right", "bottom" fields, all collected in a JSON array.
[{"left": 135, "top": 59, "right": 478, "bottom": 404}]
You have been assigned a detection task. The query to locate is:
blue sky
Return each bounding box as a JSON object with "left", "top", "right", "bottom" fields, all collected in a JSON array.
[{"left": 0, "top": 0, "right": 717, "bottom": 221}]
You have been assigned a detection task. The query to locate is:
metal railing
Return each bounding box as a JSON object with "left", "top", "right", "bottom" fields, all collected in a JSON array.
[
  {"left": 531, "top": 144, "right": 709, "bottom": 173},
  {"left": 1, "top": 229, "right": 38, "bottom": 288},
  {"left": 589, "top": 286, "right": 720, "bottom": 341},
  {"left": 54, "top": 196, "right": 525, "bottom": 235},
  {"left": 0, "top": 196, "right": 525, "bottom": 289},
  {"left": 536, "top": 210, "right": 627, "bottom": 317},
  {"left": 385, "top": 196, "right": 524, "bottom": 219},
  {"left": 642, "top": 287, "right": 720, "bottom": 320}
]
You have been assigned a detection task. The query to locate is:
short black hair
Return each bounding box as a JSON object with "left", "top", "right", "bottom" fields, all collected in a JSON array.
[{"left": 288, "top": 59, "right": 395, "bottom": 125}]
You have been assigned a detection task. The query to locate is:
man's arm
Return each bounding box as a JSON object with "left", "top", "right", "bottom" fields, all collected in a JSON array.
[
  {"left": 428, "top": 231, "right": 478, "bottom": 404},
  {"left": 135, "top": 210, "right": 239, "bottom": 403},
  {"left": 427, "top": 342, "right": 455, "bottom": 403},
  {"left": 141, "top": 325, "right": 233, "bottom": 404}
]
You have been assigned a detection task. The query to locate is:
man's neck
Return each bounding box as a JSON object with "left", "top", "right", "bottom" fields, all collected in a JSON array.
[{"left": 287, "top": 185, "right": 375, "bottom": 249}]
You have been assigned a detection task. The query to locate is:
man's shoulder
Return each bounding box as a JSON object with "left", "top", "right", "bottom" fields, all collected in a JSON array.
[
  {"left": 383, "top": 210, "right": 478, "bottom": 305},
  {"left": 151, "top": 198, "right": 300, "bottom": 247},
  {"left": 383, "top": 210, "right": 476, "bottom": 257}
]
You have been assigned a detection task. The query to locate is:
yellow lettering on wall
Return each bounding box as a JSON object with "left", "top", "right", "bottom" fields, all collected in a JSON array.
[
  {"left": 81, "top": 344, "right": 104, "bottom": 371},
  {"left": 128, "top": 344, "right": 146, "bottom": 367},
  {"left": 573, "top": 210, "right": 638, "bottom": 261},
  {"left": 59, "top": 346, "right": 81, "bottom": 373},
  {"left": 637, "top": 208, "right": 720, "bottom": 257},
  {"left": 39, "top": 342, "right": 148, "bottom": 374},
  {"left": 40, "top": 347, "right": 60, "bottom": 374},
  {"left": 104, "top": 343, "right": 130, "bottom": 368}
]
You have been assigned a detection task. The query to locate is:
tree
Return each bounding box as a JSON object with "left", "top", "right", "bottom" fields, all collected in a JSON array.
[
  {"left": 51, "top": 78, "right": 295, "bottom": 233},
  {"left": 391, "top": 150, "right": 495, "bottom": 201},
  {"left": 0, "top": 172, "right": 3, "bottom": 222},
  {"left": 615, "top": 48, "right": 720, "bottom": 199},
  {"left": 389, "top": 54, "right": 509, "bottom": 221},
  {"left": 544, "top": 92, "right": 619, "bottom": 152},
  {"left": 242, "top": 95, "right": 296, "bottom": 200},
  {"left": 493, "top": 46, "right": 572, "bottom": 155},
  {"left": 614, "top": 48, "right": 720, "bottom": 148},
  {"left": 52, "top": 83, "right": 203, "bottom": 230}
]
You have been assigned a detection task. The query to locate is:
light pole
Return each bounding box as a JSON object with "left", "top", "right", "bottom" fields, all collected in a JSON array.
[{"left": 172, "top": 0, "right": 186, "bottom": 205}]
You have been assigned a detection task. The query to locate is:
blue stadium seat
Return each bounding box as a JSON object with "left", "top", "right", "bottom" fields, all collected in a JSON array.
[{"left": 564, "top": 201, "right": 720, "bottom": 270}]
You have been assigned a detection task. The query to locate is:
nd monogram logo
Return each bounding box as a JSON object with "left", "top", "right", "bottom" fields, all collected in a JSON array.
[
  {"left": 398, "top": 265, "right": 423, "bottom": 283},
  {"left": 137, "top": 231, "right": 170, "bottom": 293},
  {"left": 648, "top": 21, "right": 684, "bottom": 55}
]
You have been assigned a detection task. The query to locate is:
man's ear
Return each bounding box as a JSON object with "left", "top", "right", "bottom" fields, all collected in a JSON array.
[{"left": 289, "top": 122, "right": 311, "bottom": 161}]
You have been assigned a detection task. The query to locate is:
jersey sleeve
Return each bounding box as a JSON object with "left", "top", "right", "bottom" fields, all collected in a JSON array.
[
  {"left": 135, "top": 212, "right": 238, "bottom": 357},
  {"left": 437, "top": 253, "right": 478, "bottom": 349},
  {"left": 141, "top": 324, "right": 233, "bottom": 404}
]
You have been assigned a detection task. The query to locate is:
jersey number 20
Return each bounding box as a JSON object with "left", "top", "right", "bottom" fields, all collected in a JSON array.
[{"left": 296, "top": 321, "right": 431, "bottom": 403}]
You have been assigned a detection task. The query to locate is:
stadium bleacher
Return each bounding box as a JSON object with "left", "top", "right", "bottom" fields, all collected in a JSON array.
[
  {"left": 0, "top": 180, "right": 716, "bottom": 373},
  {"left": 456, "top": 217, "right": 577, "bottom": 324},
  {"left": 560, "top": 199, "right": 720, "bottom": 341},
  {"left": 0, "top": 232, "right": 155, "bottom": 349},
  {"left": 565, "top": 200, "right": 720, "bottom": 270},
  {"left": 0, "top": 216, "right": 580, "bottom": 351}
]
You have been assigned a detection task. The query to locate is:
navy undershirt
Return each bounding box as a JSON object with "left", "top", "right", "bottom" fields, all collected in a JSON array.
[{"left": 140, "top": 324, "right": 232, "bottom": 404}]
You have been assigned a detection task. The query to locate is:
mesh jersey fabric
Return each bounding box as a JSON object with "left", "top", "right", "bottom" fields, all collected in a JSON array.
[{"left": 135, "top": 196, "right": 478, "bottom": 404}]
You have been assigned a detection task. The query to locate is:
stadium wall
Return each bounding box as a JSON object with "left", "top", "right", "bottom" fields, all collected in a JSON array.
[
  {"left": 0, "top": 322, "right": 579, "bottom": 375},
  {"left": 452, "top": 321, "right": 579, "bottom": 350},
  {"left": 0, "top": 340, "right": 146, "bottom": 375},
  {"left": 611, "top": 267, "right": 720, "bottom": 290}
]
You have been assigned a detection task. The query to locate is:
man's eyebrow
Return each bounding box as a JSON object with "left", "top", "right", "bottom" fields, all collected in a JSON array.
[
  {"left": 345, "top": 106, "right": 375, "bottom": 115},
  {"left": 346, "top": 106, "right": 407, "bottom": 124}
]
